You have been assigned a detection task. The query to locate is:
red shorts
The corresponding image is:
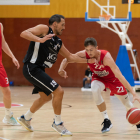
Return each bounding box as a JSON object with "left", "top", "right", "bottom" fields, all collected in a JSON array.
[
  {"left": 92, "top": 78, "right": 127, "bottom": 96},
  {"left": 0, "top": 65, "right": 9, "bottom": 87}
]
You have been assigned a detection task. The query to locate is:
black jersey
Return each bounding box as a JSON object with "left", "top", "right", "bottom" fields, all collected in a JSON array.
[{"left": 23, "top": 27, "right": 62, "bottom": 68}]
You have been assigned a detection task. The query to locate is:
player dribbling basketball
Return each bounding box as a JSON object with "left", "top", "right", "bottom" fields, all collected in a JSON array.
[{"left": 58, "top": 37, "right": 140, "bottom": 133}]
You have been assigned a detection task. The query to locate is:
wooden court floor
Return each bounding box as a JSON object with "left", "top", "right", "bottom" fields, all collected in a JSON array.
[{"left": 0, "top": 86, "right": 140, "bottom": 140}]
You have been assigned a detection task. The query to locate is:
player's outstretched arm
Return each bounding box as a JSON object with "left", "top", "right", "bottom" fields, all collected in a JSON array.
[
  {"left": 58, "top": 45, "right": 94, "bottom": 78},
  {"left": 59, "top": 44, "right": 96, "bottom": 63},
  {"left": 104, "top": 52, "right": 140, "bottom": 103},
  {"left": 20, "top": 24, "right": 55, "bottom": 43},
  {"left": 1, "top": 23, "right": 20, "bottom": 69},
  {"left": 58, "top": 58, "right": 68, "bottom": 78}
]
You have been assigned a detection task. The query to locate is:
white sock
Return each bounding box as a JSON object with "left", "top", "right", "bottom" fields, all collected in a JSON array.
[
  {"left": 101, "top": 110, "right": 109, "bottom": 120},
  {"left": 55, "top": 114, "right": 62, "bottom": 125},
  {"left": 5, "top": 108, "right": 12, "bottom": 117},
  {"left": 24, "top": 110, "right": 34, "bottom": 120}
]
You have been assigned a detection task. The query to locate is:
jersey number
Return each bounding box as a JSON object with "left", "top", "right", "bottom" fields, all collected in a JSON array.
[
  {"left": 94, "top": 63, "right": 102, "bottom": 70},
  {"left": 5, "top": 77, "right": 9, "bottom": 84},
  {"left": 116, "top": 86, "right": 124, "bottom": 93},
  {"left": 50, "top": 80, "right": 57, "bottom": 87}
]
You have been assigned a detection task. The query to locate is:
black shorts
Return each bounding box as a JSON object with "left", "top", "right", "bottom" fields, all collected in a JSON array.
[{"left": 23, "top": 63, "right": 59, "bottom": 96}]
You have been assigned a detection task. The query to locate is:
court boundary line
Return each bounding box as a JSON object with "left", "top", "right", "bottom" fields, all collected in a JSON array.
[{"left": 1, "top": 129, "right": 140, "bottom": 136}]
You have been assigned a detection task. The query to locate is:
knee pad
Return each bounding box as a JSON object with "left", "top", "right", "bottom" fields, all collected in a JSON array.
[
  {"left": 115, "top": 94, "right": 134, "bottom": 111},
  {"left": 91, "top": 81, "right": 105, "bottom": 105}
]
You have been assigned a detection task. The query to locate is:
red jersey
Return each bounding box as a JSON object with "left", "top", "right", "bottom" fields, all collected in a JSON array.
[
  {"left": 86, "top": 50, "right": 116, "bottom": 82},
  {"left": 0, "top": 23, "right": 2, "bottom": 64},
  {"left": 86, "top": 50, "right": 127, "bottom": 96},
  {"left": 0, "top": 23, "right": 9, "bottom": 87}
]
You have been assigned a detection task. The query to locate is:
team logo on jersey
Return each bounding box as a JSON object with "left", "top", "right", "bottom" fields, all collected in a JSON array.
[
  {"left": 47, "top": 53, "right": 57, "bottom": 62},
  {"left": 50, "top": 42, "right": 61, "bottom": 51},
  {"left": 94, "top": 70, "right": 109, "bottom": 77},
  {"left": 54, "top": 43, "right": 61, "bottom": 50}
]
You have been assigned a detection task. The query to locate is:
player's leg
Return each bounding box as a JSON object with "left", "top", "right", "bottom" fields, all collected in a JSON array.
[
  {"left": 109, "top": 79, "right": 133, "bottom": 111},
  {"left": 51, "top": 86, "right": 72, "bottom": 136},
  {"left": 114, "top": 94, "right": 140, "bottom": 130},
  {"left": 30, "top": 92, "right": 52, "bottom": 113},
  {"left": 52, "top": 86, "right": 63, "bottom": 116},
  {"left": 115, "top": 91, "right": 140, "bottom": 131},
  {"left": 115, "top": 94, "right": 140, "bottom": 130},
  {"left": 17, "top": 85, "right": 71, "bottom": 135},
  {"left": 1, "top": 86, "right": 19, "bottom": 125},
  {"left": 0, "top": 86, "right": 11, "bottom": 109},
  {"left": 91, "top": 80, "right": 112, "bottom": 133},
  {"left": 0, "top": 67, "right": 19, "bottom": 125},
  {"left": 115, "top": 94, "right": 133, "bottom": 111},
  {"left": 17, "top": 91, "right": 52, "bottom": 132},
  {"left": 17, "top": 63, "right": 56, "bottom": 131},
  {"left": 17, "top": 63, "right": 72, "bottom": 135},
  {"left": 110, "top": 80, "right": 140, "bottom": 131}
]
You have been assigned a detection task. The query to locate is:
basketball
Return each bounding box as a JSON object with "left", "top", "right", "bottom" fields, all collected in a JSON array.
[{"left": 126, "top": 108, "right": 140, "bottom": 125}]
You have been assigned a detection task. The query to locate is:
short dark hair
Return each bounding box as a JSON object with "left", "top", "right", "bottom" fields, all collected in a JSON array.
[
  {"left": 49, "top": 14, "right": 65, "bottom": 25},
  {"left": 84, "top": 37, "right": 97, "bottom": 47}
]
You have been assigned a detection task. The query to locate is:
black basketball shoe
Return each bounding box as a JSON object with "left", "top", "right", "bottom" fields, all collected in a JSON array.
[
  {"left": 136, "top": 124, "right": 140, "bottom": 131},
  {"left": 101, "top": 118, "right": 113, "bottom": 133}
]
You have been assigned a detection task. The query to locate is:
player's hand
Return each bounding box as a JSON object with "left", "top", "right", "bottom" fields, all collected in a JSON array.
[
  {"left": 39, "top": 34, "right": 55, "bottom": 43},
  {"left": 132, "top": 93, "right": 140, "bottom": 103},
  {"left": 58, "top": 70, "right": 68, "bottom": 79},
  {"left": 12, "top": 57, "right": 20, "bottom": 69},
  {"left": 88, "top": 58, "right": 97, "bottom": 63}
]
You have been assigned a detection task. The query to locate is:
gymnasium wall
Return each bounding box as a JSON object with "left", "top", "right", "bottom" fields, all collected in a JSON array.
[
  {"left": 0, "top": 0, "right": 140, "bottom": 87},
  {"left": 0, "top": 0, "right": 140, "bottom": 18}
]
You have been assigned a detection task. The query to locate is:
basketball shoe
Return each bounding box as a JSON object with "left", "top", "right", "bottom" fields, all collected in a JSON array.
[
  {"left": 3, "top": 113, "right": 20, "bottom": 125},
  {"left": 52, "top": 121, "right": 72, "bottom": 136},
  {"left": 136, "top": 124, "right": 140, "bottom": 131},
  {"left": 17, "top": 115, "right": 33, "bottom": 132},
  {"left": 101, "top": 118, "right": 113, "bottom": 133}
]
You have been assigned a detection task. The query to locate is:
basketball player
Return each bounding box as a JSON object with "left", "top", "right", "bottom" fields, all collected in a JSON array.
[
  {"left": 58, "top": 37, "right": 140, "bottom": 133},
  {"left": 0, "top": 23, "right": 20, "bottom": 125},
  {"left": 16, "top": 15, "right": 95, "bottom": 136}
]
